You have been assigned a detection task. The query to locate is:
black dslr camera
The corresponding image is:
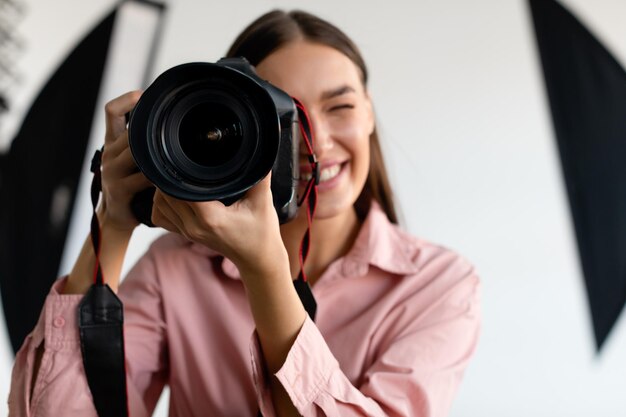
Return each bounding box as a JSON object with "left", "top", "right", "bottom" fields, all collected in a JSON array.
[{"left": 128, "top": 57, "right": 301, "bottom": 225}]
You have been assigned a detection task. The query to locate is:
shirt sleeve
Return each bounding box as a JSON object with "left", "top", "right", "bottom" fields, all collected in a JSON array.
[
  {"left": 8, "top": 279, "right": 97, "bottom": 417},
  {"left": 250, "top": 270, "right": 480, "bottom": 417},
  {"left": 8, "top": 248, "right": 168, "bottom": 417}
]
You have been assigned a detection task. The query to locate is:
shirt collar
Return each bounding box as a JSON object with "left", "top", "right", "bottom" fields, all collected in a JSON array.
[
  {"left": 339, "top": 201, "right": 421, "bottom": 278},
  {"left": 189, "top": 201, "right": 421, "bottom": 281}
]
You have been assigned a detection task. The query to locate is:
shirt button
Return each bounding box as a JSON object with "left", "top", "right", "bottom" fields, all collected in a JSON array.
[{"left": 53, "top": 317, "right": 65, "bottom": 328}]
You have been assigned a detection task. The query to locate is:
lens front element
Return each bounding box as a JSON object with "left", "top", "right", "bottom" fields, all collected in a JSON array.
[
  {"left": 178, "top": 102, "right": 244, "bottom": 167},
  {"left": 128, "top": 62, "right": 280, "bottom": 202}
]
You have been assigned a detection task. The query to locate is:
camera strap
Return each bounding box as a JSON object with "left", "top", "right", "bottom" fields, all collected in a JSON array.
[
  {"left": 78, "top": 147, "right": 130, "bottom": 417},
  {"left": 256, "top": 100, "right": 320, "bottom": 417},
  {"left": 292, "top": 98, "right": 319, "bottom": 321},
  {"left": 81, "top": 101, "right": 317, "bottom": 417}
]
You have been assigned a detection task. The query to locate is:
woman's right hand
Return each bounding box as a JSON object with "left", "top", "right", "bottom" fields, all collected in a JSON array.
[
  {"left": 99, "top": 90, "right": 151, "bottom": 231},
  {"left": 63, "top": 91, "right": 151, "bottom": 294}
]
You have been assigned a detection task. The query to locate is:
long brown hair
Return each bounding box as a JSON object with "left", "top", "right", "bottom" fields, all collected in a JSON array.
[{"left": 227, "top": 10, "right": 398, "bottom": 224}]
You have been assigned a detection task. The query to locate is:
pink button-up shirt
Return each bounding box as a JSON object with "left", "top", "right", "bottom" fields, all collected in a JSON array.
[{"left": 9, "top": 203, "right": 480, "bottom": 416}]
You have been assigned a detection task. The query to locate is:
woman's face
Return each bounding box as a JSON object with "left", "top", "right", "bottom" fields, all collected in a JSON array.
[{"left": 255, "top": 40, "right": 375, "bottom": 220}]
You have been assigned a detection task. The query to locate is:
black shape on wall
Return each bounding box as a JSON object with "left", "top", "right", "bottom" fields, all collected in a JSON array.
[
  {"left": 0, "top": 10, "right": 116, "bottom": 353},
  {"left": 529, "top": 0, "right": 626, "bottom": 351}
]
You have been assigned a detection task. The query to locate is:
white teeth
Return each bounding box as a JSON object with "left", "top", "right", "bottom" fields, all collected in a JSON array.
[
  {"left": 301, "top": 164, "right": 341, "bottom": 183},
  {"left": 320, "top": 164, "right": 341, "bottom": 182}
]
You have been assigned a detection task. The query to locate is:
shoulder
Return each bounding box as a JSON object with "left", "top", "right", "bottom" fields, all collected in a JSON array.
[
  {"left": 362, "top": 205, "right": 478, "bottom": 289},
  {"left": 358, "top": 215, "right": 481, "bottom": 354},
  {"left": 385, "top": 226, "right": 481, "bottom": 332},
  {"left": 374, "top": 217, "right": 480, "bottom": 306},
  {"left": 405, "top": 228, "right": 477, "bottom": 283}
]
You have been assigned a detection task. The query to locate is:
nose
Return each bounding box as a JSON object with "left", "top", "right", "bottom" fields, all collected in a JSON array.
[{"left": 309, "top": 114, "right": 333, "bottom": 157}]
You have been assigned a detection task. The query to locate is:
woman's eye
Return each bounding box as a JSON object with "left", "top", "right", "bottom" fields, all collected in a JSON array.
[{"left": 329, "top": 104, "right": 354, "bottom": 112}]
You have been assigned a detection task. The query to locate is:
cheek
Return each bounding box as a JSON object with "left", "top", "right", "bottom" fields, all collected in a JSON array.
[
  {"left": 332, "top": 118, "right": 371, "bottom": 167},
  {"left": 330, "top": 113, "right": 371, "bottom": 144},
  {"left": 352, "top": 140, "right": 370, "bottom": 186},
  {"left": 333, "top": 128, "right": 370, "bottom": 196}
]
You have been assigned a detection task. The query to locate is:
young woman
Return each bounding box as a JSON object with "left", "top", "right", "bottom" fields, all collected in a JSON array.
[{"left": 9, "top": 10, "right": 480, "bottom": 417}]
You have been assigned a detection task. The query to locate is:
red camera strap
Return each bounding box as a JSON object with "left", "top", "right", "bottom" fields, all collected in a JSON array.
[
  {"left": 78, "top": 147, "right": 130, "bottom": 417},
  {"left": 257, "top": 100, "right": 319, "bottom": 417},
  {"left": 292, "top": 98, "right": 319, "bottom": 321}
]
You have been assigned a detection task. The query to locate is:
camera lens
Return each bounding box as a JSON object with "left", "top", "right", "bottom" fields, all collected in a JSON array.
[
  {"left": 178, "top": 102, "right": 244, "bottom": 167},
  {"left": 161, "top": 89, "right": 257, "bottom": 186},
  {"left": 129, "top": 61, "right": 282, "bottom": 204}
]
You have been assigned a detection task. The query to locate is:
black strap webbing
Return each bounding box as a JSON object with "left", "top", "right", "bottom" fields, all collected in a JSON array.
[
  {"left": 79, "top": 284, "right": 128, "bottom": 417},
  {"left": 78, "top": 148, "right": 129, "bottom": 417}
]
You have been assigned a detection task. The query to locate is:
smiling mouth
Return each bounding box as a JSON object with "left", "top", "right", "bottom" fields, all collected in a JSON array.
[{"left": 301, "top": 163, "right": 343, "bottom": 183}]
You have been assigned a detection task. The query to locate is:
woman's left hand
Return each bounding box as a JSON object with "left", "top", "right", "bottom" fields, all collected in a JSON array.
[{"left": 151, "top": 174, "right": 289, "bottom": 279}]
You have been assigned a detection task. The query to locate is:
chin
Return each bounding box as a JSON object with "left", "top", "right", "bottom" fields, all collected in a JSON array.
[{"left": 311, "top": 196, "right": 356, "bottom": 220}]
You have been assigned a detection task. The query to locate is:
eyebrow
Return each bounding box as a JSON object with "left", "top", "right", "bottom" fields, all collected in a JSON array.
[{"left": 320, "top": 85, "right": 356, "bottom": 100}]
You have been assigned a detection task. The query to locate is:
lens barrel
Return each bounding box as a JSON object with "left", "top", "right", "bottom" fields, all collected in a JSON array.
[{"left": 128, "top": 58, "right": 299, "bottom": 225}]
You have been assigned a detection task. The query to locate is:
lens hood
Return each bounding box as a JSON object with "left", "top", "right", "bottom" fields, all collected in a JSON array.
[{"left": 128, "top": 60, "right": 281, "bottom": 202}]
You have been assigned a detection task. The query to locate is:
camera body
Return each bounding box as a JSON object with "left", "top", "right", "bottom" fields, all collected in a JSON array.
[{"left": 128, "top": 58, "right": 300, "bottom": 225}]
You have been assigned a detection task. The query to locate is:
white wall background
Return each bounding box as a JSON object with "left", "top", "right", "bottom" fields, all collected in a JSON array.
[{"left": 2, "top": 1, "right": 626, "bottom": 416}]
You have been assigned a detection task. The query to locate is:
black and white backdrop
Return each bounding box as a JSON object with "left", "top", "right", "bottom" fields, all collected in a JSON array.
[{"left": 1, "top": 1, "right": 625, "bottom": 415}]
